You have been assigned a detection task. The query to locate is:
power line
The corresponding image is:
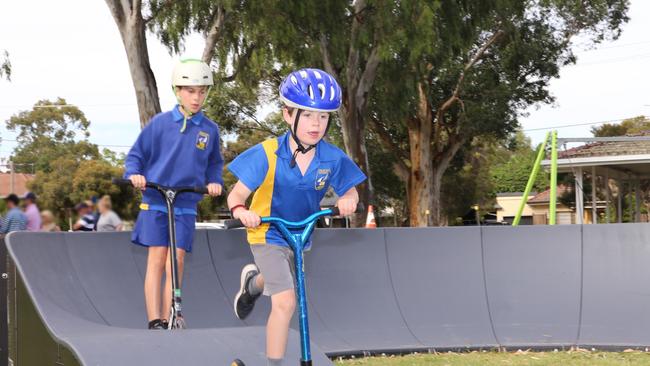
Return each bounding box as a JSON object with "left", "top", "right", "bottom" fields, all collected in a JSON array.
[
  {"left": 0, "top": 138, "right": 131, "bottom": 149},
  {"left": 0, "top": 103, "right": 137, "bottom": 109},
  {"left": 576, "top": 52, "right": 650, "bottom": 66},
  {"left": 523, "top": 115, "right": 650, "bottom": 132},
  {"left": 579, "top": 40, "right": 650, "bottom": 52}
]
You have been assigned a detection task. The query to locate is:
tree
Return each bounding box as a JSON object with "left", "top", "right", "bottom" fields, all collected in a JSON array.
[
  {"left": 29, "top": 159, "right": 139, "bottom": 230},
  {"left": 105, "top": 0, "right": 232, "bottom": 128},
  {"left": 591, "top": 116, "right": 650, "bottom": 136},
  {"left": 105, "top": 0, "right": 162, "bottom": 127},
  {"left": 110, "top": 0, "right": 629, "bottom": 227},
  {"left": 490, "top": 132, "right": 549, "bottom": 195},
  {"left": 6, "top": 98, "right": 99, "bottom": 173},
  {"left": 5, "top": 99, "right": 138, "bottom": 228},
  {"left": 367, "top": 0, "right": 628, "bottom": 226},
  {"left": 1, "top": 50, "right": 10, "bottom": 81}
]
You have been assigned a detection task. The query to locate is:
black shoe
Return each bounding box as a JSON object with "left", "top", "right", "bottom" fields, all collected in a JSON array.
[
  {"left": 234, "top": 264, "right": 261, "bottom": 320},
  {"left": 148, "top": 319, "right": 165, "bottom": 330}
]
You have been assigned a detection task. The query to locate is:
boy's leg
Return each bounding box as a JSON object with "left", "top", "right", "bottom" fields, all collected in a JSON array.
[
  {"left": 144, "top": 246, "right": 167, "bottom": 322},
  {"left": 266, "top": 289, "right": 296, "bottom": 359},
  {"left": 161, "top": 247, "right": 186, "bottom": 321}
]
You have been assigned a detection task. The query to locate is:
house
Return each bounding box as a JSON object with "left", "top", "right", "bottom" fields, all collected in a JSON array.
[
  {"left": 541, "top": 135, "right": 650, "bottom": 224},
  {"left": 0, "top": 172, "right": 34, "bottom": 198},
  {"left": 495, "top": 192, "right": 536, "bottom": 225}
]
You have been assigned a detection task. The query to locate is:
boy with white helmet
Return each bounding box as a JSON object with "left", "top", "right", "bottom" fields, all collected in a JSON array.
[
  {"left": 124, "top": 59, "right": 224, "bottom": 329},
  {"left": 227, "top": 68, "right": 366, "bottom": 364}
]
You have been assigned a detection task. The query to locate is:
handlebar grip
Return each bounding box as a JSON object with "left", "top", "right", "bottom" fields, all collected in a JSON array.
[
  {"left": 112, "top": 178, "right": 133, "bottom": 187},
  {"left": 193, "top": 187, "right": 209, "bottom": 195},
  {"left": 329, "top": 203, "right": 366, "bottom": 217},
  {"left": 224, "top": 219, "right": 244, "bottom": 229}
]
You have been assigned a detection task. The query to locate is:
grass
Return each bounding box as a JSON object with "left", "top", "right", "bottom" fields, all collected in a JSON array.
[{"left": 334, "top": 349, "right": 650, "bottom": 365}]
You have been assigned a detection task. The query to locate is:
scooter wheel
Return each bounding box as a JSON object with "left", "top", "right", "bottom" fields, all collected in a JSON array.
[{"left": 231, "top": 359, "right": 245, "bottom": 366}]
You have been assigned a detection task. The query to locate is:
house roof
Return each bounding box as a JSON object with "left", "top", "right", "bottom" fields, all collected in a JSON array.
[
  {"left": 527, "top": 185, "right": 571, "bottom": 204},
  {"left": 541, "top": 135, "right": 650, "bottom": 177},
  {"left": 496, "top": 192, "right": 537, "bottom": 198},
  {"left": 558, "top": 139, "right": 650, "bottom": 159},
  {"left": 0, "top": 172, "right": 34, "bottom": 198}
]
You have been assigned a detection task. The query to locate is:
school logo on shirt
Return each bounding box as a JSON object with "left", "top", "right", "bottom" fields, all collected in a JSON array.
[
  {"left": 196, "top": 131, "right": 209, "bottom": 150},
  {"left": 315, "top": 169, "right": 330, "bottom": 191}
]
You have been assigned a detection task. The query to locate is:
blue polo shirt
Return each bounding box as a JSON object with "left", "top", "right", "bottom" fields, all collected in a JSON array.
[
  {"left": 124, "top": 106, "right": 224, "bottom": 214},
  {"left": 228, "top": 132, "right": 366, "bottom": 246}
]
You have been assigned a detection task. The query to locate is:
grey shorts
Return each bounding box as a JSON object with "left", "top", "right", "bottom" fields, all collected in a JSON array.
[{"left": 250, "top": 244, "right": 296, "bottom": 296}]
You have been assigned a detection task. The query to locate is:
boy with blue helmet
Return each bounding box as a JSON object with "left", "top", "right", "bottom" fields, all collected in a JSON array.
[
  {"left": 124, "top": 59, "right": 224, "bottom": 330},
  {"left": 227, "top": 68, "right": 366, "bottom": 365}
]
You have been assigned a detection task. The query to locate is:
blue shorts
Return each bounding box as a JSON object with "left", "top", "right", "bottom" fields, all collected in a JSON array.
[{"left": 131, "top": 210, "right": 196, "bottom": 252}]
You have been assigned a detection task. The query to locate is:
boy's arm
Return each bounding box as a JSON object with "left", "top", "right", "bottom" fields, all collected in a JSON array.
[
  {"left": 206, "top": 133, "right": 224, "bottom": 185},
  {"left": 227, "top": 181, "right": 260, "bottom": 228},
  {"left": 124, "top": 123, "right": 154, "bottom": 189},
  {"left": 124, "top": 123, "right": 153, "bottom": 179},
  {"left": 336, "top": 187, "right": 360, "bottom": 216},
  {"left": 205, "top": 133, "right": 224, "bottom": 196}
]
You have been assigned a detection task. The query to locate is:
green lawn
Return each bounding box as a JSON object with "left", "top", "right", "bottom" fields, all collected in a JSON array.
[{"left": 334, "top": 350, "right": 650, "bottom": 365}]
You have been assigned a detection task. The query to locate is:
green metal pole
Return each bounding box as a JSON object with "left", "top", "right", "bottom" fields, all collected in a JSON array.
[
  {"left": 549, "top": 130, "right": 558, "bottom": 225},
  {"left": 512, "top": 132, "right": 550, "bottom": 226}
]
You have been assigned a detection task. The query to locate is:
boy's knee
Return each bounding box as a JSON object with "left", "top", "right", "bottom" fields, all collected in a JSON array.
[
  {"left": 272, "top": 292, "right": 296, "bottom": 314},
  {"left": 148, "top": 250, "right": 167, "bottom": 268}
]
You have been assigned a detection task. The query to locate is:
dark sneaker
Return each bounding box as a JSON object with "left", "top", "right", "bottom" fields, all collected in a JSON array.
[
  {"left": 234, "top": 264, "right": 261, "bottom": 320},
  {"left": 148, "top": 319, "right": 164, "bottom": 330}
]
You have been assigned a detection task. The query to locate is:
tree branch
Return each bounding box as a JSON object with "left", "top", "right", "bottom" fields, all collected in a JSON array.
[
  {"left": 202, "top": 5, "right": 226, "bottom": 62},
  {"left": 105, "top": 0, "right": 126, "bottom": 25},
  {"left": 345, "top": 0, "right": 367, "bottom": 91},
  {"left": 119, "top": 0, "right": 132, "bottom": 17},
  {"left": 355, "top": 45, "right": 380, "bottom": 113},
  {"left": 143, "top": 0, "right": 173, "bottom": 24},
  {"left": 132, "top": 0, "right": 141, "bottom": 15},
  {"left": 434, "top": 137, "right": 465, "bottom": 180},
  {"left": 221, "top": 43, "right": 256, "bottom": 82},
  {"left": 368, "top": 115, "right": 409, "bottom": 163},
  {"left": 238, "top": 111, "right": 280, "bottom": 137},
  {"left": 438, "top": 29, "right": 504, "bottom": 115},
  {"left": 368, "top": 115, "right": 410, "bottom": 183},
  {"left": 319, "top": 33, "right": 339, "bottom": 81}
]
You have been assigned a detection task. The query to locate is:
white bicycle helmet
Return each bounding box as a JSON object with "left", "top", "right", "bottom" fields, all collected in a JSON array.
[{"left": 172, "top": 59, "right": 213, "bottom": 87}]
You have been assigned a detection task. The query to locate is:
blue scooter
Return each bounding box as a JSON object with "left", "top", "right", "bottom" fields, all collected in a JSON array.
[{"left": 225, "top": 205, "right": 362, "bottom": 366}]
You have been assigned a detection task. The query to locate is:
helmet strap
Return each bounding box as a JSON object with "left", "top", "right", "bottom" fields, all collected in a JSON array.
[
  {"left": 173, "top": 85, "right": 212, "bottom": 133},
  {"left": 289, "top": 109, "right": 316, "bottom": 168}
]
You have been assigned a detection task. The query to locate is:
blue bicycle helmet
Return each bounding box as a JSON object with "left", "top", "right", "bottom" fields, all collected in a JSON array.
[{"left": 279, "top": 68, "right": 342, "bottom": 112}]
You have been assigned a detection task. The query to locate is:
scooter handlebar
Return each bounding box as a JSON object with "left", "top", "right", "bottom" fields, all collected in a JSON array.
[
  {"left": 223, "top": 219, "right": 245, "bottom": 229},
  {"left": 223, "top": 203, "right": 365, "bottom": 230},
  {"left": 328, "top": 203, "right": 365, "bottom": 217},
  {"left": 112, "top": 178, "right": 209, "bottom": 195}
]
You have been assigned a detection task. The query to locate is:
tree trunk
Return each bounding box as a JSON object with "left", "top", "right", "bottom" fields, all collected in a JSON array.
[
  {"left": 408, "top": 121, "right": 434, "bottom": 227},
  {"left": 407, "top": 81, "right": 434, "bottom": 226},
  {"left": 338, "top": 98, "right": 372, "bottom": 223},
  {"left": 105, "top": 0, "right": 161, "bottom": 128},
  {"left": 319, "top": 1, "right": 380, "bottom": 227}
]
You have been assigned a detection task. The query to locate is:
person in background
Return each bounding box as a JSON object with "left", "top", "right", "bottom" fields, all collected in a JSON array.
[
  {"left": 22, "top": 192, "right": 41, "bottom": 232},
  {"left": 73, "top": 202, "right": 95, "bottom": 231},
  {"left": 1, "top": 194, "right": 28, "bottom": 234},
  {"left": 89, "top": 197, "right": 100, "bottom": 230},
  {"left": 96, "top": 195, "right": 123, "bottom": 232},
  {"left": 40, "top": 210, "right": 61, "bottom": 232}
]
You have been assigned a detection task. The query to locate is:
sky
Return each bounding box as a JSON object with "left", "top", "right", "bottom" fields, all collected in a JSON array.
[{"left": 1, "top": 1, "right": 649, "bottom": 166}]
